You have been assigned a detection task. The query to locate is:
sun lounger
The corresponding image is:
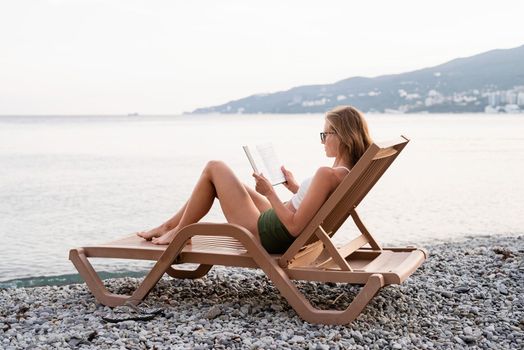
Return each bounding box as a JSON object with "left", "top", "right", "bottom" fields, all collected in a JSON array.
[{"left": 69, "top": 136, "right": 427, "bottom": 325}]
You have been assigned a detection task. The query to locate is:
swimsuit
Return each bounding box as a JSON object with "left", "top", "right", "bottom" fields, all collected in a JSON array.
[{"left": 258, "top": 166, "right": 350, "bottom": 254}]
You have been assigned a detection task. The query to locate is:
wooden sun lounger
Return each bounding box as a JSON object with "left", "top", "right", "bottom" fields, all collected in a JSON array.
[{"left": 69, "top": 136, "right": 427, "bottom": 325}]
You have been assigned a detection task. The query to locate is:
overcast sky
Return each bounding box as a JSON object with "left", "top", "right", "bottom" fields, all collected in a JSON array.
[{"left": 1, "top": 0, "right": 523, "bottom": 115}]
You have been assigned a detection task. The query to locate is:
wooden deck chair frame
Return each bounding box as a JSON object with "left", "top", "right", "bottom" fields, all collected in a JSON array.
[{"left": 70, "top": 136, "right": 427, "bottom": 325}]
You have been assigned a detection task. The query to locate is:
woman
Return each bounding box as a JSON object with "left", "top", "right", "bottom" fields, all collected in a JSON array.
[{"left": 137, "top": 105, "right": 373, "bottom": 253}]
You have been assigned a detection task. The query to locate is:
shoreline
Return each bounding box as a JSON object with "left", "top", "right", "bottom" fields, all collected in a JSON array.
[{"left": 1, "top": 234, "right": 523, "bottom": 349}]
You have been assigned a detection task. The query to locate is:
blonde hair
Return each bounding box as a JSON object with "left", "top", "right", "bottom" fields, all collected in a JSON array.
[{"left": 325, "top": 105, "right": 373, "bottom": 168}]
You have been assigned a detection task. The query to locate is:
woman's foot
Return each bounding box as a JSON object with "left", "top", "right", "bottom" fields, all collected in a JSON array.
[
  {"left": 136, "top": 226, "right": 168, "bottom": 241},
  {"left": 151, "top": 227, "right": 192, "bottom": 245},
  {"left": 151, "top": 228, "right": 178, "bottom": 245}
]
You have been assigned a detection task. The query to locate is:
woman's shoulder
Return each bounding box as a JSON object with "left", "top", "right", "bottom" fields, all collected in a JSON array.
[
  {"left": 314, "top": 166, "right": 335, "bottom": 175},
  {"left": 313, "top": 166, "right": 348, "bottom": 187},
  {"left": 312, "top": 167, "right": 340, "bottom": 186},
  {"left": 314, "top": 166, "right": 349, "bottom": 175}
]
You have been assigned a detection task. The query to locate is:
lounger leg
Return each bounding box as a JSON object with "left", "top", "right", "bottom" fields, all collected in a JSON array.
[
  {"left": 70, "top": 234, "right": 194, "bottom": 307},
  {"left": 127, "top": 234, "right": 195, "bottom": 305},
  {"left": 166, "top": 264, "right": 213, "bottom": 279},
  {"left": 69, "top": 248, "right": 130, "bottom": 307},
  {"left": 332, "top": 273, "right": 384, "bottom": 324},
  {"left": 266, "top": 269, "right": 385, "bottom": 325}
]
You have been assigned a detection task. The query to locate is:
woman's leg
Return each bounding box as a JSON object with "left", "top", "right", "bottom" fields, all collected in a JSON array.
[
  {"left": 152, "top": 161, "right": 262, "bottom": 245},
  {"left": 137, "top": 183, "right": 270, "bottom": 240},
  {"left": 136, "top": 202, "right": 188, "bottom": 240},
  {"left": 244, "top": 184, "right": 272, "bottom": 213}
]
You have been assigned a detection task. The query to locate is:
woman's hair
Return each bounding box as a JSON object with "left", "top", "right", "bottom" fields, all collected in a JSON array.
[{"left": 325, "top": 105, "right": 373, "bottom": 168}]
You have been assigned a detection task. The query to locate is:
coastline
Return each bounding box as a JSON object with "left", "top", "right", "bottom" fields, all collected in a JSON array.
[{"left": 1, "top": 234, "right": 522, "bottom": 349}]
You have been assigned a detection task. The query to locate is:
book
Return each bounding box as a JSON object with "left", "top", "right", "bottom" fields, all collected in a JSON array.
[{"left": 242, "top": 143, "right": 286, "bottom": 186}]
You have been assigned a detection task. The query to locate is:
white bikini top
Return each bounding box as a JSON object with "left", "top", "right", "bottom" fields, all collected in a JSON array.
[{"left": 290, "top": 166, "right": 350, "bottom": 210}]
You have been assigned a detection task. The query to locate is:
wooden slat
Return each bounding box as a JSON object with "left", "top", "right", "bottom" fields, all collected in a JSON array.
[
  {"left": 314, "top": 226, "right": 352, "bottom": 271},
  {"left": 338, "top": 235, "right": 369, "bottom": 258},
  {"left": 361, "top": 251, "right": 394, "bottom": 272},
  {"left": 285, "top": 267, "right": 401, "bottom": 285},
  {"left": 287, "top": 242, "right": 324, "bottom": 268},
  {"left": 315, "top": 235, "right": 368, "bottom": 269},
  {"left": 350, "top": 209, "right": 381, "bottom": 250}
]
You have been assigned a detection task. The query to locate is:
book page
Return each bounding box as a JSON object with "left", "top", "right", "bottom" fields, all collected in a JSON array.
[{"left": 255, "top": 143, "right": 286, "bottom": 185}]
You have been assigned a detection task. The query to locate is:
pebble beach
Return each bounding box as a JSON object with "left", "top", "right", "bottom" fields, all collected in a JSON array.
[{"left": 1, "top": 235, "right": 523, "bottom": 349}]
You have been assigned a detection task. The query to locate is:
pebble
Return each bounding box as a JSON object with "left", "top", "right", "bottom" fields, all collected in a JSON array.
[
  {"left": 351, "top": 330, "right": 364, "bottom": 342},
  {"left": 460, "top": 335, "right": 478, "bottom": 344},
  {"left": 455, "top": 286, "right": 470, "bottom": 293},
  {"left": 440, "top": 291, "right": 453, "bottom": 298},
  {"left": 271, "top": 304, "right": 283, "bottom": 312},
  {"left": 0, "top": 234, "right": 522, "bottom": 349},
  {"left": 204, "top": 305, "right": 222, "bottom": 319},
  {"left": 240, "top": 305, "right": 251, "bottom": 314},
  {"left": 498, "top": 283, "right": 509, "bottom": 295},
  {"left": 291, "top": 335, "right": 305, "bottom": 343}
]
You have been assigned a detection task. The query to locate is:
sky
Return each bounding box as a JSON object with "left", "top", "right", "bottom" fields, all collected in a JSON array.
[{"left": 1, "top": 0, "right": 523, "bottom": 115}]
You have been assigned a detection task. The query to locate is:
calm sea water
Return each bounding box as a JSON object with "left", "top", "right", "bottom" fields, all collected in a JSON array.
[{"left": 1, "top": 113, "right": 523, "bottom": 286}]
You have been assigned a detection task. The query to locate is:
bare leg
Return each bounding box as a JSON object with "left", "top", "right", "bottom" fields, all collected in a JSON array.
[
  {"left": 152, "top": 161, "right": 262, "bottom": 245},
  {"left": 136, "top": 202, "right": 188, "bottom": 240},
  {"left": 244, "top": 184, "right": 272, "bottom": 213},
  {"left": 137, "top": 184, "right": 268, "bottom": 241}
]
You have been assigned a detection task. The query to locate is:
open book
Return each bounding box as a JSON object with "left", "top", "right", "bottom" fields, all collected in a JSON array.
[{"left": 243, "top": 143, "right": 286, "bottom": 186}]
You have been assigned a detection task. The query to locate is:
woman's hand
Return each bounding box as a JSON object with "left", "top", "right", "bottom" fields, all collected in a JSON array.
[
  {"left": 281, "top": 166, "right": 299, "bottom": 194},
  {"left": 253, "top": 173, "right": 274, "bottom": 197}
]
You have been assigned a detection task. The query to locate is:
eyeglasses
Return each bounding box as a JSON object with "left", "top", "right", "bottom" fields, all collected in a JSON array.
[{"left": 320, "top": 131, "right": 336, "bottom": 143}]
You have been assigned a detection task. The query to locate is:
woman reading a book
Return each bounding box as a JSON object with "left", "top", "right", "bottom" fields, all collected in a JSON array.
[{"left": 137, "top": 105, "right": 373, "bottom": 253}]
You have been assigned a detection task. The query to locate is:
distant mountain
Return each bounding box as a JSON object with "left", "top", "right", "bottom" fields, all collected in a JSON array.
[{"left": 191, "top": 44, "right": 524, "bottom": 114}]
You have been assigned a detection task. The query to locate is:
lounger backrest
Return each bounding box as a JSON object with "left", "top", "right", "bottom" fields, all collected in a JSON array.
[{"left": 296, "top": 136, "right": 409, "bottom": 247}]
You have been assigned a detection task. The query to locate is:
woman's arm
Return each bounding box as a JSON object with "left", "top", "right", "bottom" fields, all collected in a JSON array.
[{"left": 254, "top": 167, "right": 337, "bottom": 236}]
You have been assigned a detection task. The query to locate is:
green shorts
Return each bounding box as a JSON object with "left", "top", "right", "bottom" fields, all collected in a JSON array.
[{"left": 257, "top": 209, "right": 296, "bottom": 254}]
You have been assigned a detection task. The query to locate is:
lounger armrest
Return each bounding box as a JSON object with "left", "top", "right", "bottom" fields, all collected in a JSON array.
[{"left": 175, "top": 222, "right": 257, "bottom": 241}]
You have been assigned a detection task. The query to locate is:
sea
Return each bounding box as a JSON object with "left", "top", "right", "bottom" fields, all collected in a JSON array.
[{"left": 1, "top": 113, "right": 523, "bottom": 288}]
